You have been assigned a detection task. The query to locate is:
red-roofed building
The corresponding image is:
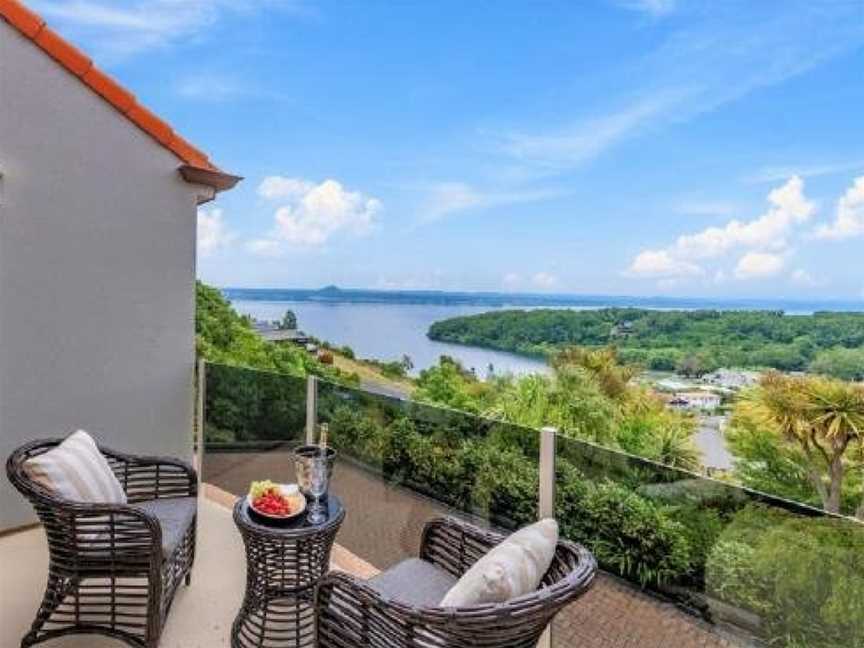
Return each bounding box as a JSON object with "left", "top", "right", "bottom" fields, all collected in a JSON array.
[{"left": 0, "top": 0, "right": 241, "bottom": 529}]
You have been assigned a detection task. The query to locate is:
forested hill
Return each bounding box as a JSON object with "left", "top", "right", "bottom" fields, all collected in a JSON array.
[{"left": 427, "top": 308, "right": 864, "bottom": 376}]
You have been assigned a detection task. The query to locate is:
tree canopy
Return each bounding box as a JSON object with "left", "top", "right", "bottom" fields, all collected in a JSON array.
[
  {"left": 728, "top": 373, "right": 864, "bottom": 517},
  {"left": 428, "top": 308, "right": 864, "bottom": 375},
  {"left": 196, "top": 281, "right": 342, "bottom": 380},
  {"left": 415, "top": 347, "right": 701, "bottom": 470}
]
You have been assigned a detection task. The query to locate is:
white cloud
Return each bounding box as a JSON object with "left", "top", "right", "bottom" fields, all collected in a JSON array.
[
  {"left": 197, "top": 208, "right": 233, "bottom": 257},
  {"left": 375, "top": 271, "right": 445, "bottom": 291},
  {"left": 627, "top": 177, "right": 819, "bottom": 283},
  {"left": 29, "top": 0, "right": 305, "bottom": 59},
  {"left": 500, "top": 271, "right": 560, "bottom": 291},
  {"left": 672, "top": 201, "right": 737, "bottom": 218},
  {"left": 176, "top": 74, "right": 244, "bottom": 102},
  {"left": 499, "top": 92, "right": 683, "bottom": 169},
  {"left": 420, "top": 182, "right": 563, "bottom": 222},
  {"left": 258, "top": 177, "right": 316, "bottom": 200},
  {"left": 531, "top": 272, "right": 559, "bottom": 290},
  {"left": 502, "top": 272, "right": 522, "bottom": 290},
  {"left": 791, "top": 269, "right": 818, "bottom": 287},
  {"left": 657, "top": 278, "right": 682, "bottom": 290},
  {"left": 253, "top": 177, "right": 381, "bottom": 249},
  {"left": 616, "top": 0, "right": 676, "bottom": 17},
  {"left": 422, "top": 183, "right": 483, "bottom": 220},
  {"left": 494, "top": 4, "right": 864, "bottom": 170},
  {"left": 627, "top": 177, "right": 815, "bottom": 281},
  {"left": 176, "top": 73, "right": 290, "bottom": 103},
  {"left": 734, "top": 252, "right": 785, "bottom": 280},
  {"left": 245, "top": 238, "right": 283, "bottom": 257},
  {"left": 671, "top": 177, "right": 814, "bottom": 260},
  {"left": 745, "top": 160, "right": 864, "bottom": 184},
  {"left": 813, "top": 176, "right": 864, "bottom": 240},
  {"left": 627, "top": 249, "right": 704, "bottom": 279}
]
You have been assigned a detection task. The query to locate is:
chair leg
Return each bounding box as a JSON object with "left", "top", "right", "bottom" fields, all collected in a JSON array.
[
  {"left": 21, "top": 572, "right": 66, "bottom": 647},
  {"left": 185, "top": 572, "right": 192, "bottom": 586}
]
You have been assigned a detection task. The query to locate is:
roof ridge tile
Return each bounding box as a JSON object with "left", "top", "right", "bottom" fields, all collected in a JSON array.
[
  {"left": 35, "top": 27, "right": 92, "bottom": 77},
  {"left": 0, "top": 0, "right": 43, "bottom": 38},
  {"left": 127, "top": 105, "right": 175, "bottom": 147},
  {"left": 82, "top": 68, "right": 136, "bottom": 113}
]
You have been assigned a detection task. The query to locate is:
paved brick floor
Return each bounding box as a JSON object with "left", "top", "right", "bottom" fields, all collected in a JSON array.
[{"left": 204, "top": 449, "right": 741, "bottom": 648}]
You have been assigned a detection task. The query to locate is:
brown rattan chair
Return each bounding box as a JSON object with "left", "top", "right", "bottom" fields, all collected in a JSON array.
[
  {"left": 6, "top": 438, "right": 198, "bottom": 648},
  {"left": 316, "top": 516, "right": 597, "bottom": 648}
]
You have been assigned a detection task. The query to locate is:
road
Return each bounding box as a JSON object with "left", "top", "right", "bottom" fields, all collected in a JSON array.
[{"left": 694, "top": 415, "right": 734, "bottom": 471}]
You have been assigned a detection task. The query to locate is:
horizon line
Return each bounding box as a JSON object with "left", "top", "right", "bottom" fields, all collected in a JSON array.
[{"left": 219, "top": 285, "right": 864, "bottom": 307}]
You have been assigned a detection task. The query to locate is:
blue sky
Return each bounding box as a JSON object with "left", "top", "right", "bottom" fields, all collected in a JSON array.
[{"left": 32, "top": 0, "right": 864, "bottom": 299}]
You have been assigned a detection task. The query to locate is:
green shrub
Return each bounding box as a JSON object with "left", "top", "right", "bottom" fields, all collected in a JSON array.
[
  {"left": 203, "top": 425, "right": 237, "bottom": 444},
  {"left": 324, "top": 396, "right": 694, "bottom": 590},
  {"left": 706, "top": 505, "right": 864, "bottom": 647},
  {"left": 327, "top": 404, "right": 386, "bottom": 467},
  {"left": 666, "top": 505, "right": 725, "bottom": 587},
  {"left": 559, "top": 478, "right": 692, "bottom": 587},
  {"left": 466, "top": 441, "right": 538, "bottom": 527}
]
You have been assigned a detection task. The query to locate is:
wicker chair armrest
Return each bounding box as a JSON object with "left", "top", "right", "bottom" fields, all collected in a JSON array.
[
  {"left": 56, "top": 500, "right": 164, "bottom": 564},
  {"left": 317, "top": 571, "right": 455, "bottom": 632},
  {"left": 419, "top": 516, "right": 506, "bottom": 578},
  {"left": 100, "top": 446, "right": 198, "bottom": 501},
  {"left": 541, "top": 536, "right": 597, "bottom": 595}
]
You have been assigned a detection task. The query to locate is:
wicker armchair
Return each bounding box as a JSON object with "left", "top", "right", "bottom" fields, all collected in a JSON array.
[
  {"left": 317, "top": 516, "right": 597, "bottom": 648},
  {"left": 6, "top": 438, "right": 198, "bottom": 648}
]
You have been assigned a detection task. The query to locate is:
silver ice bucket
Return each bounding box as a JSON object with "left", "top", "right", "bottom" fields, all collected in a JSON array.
[{"left": 293, "top": 445, "right": 337, "bottom": 498}]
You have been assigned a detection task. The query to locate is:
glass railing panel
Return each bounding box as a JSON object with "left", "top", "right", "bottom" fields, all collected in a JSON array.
[
  {"left": 201, "top": 362, "right": 307, "bottom": 495},
  {"left": 553, "top": 431, "right": 864, "bottom": 648},
  {"left": 316, "top": 377, "right": 540, "bottom": 570}
]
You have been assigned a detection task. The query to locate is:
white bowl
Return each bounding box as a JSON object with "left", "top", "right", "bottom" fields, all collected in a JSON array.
[{"left": 246, "top": 483, "right": 306, "bottom": 521}]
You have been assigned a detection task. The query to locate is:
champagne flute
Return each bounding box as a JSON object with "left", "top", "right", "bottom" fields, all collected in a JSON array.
[{"left": 307, "top": 456, "right": 328, "bottom": 525}]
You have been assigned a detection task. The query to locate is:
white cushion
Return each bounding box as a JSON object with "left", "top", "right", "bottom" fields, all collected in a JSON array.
[
  {"left": 440, "top": 518, "right": 559, "bottom": 607},
  {"left": 23, "top": 430, "right": 127, "bottom": 504}
]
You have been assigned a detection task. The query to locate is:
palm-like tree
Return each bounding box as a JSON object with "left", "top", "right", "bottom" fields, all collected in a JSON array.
[
  {"left": 552, "top": 346, "right": 636, "bottom": 400},
  {"left": 745, "top": 372, "right": 864, "bottom": 516}
]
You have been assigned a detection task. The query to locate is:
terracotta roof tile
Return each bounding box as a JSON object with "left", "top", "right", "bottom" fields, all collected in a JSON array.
[
  {"left": 82, "top": 68, "right": 135, "bottom": 113},
  {"left": 35, "top": 27, "right": 92, "bottom": 77},
  {"left": 0, "top": 0, "right": 238, "bottom": 188},
  {"left": 127, "top": 105, "right": 174, "bottom": 147},
  {"left": 0, "top": 0, "right": 42, "bottom": 38},
  {"left": 168, "top": 135, "right": 212, "bottom": 169}
]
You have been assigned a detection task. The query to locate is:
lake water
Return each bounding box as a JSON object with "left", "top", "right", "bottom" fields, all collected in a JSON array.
[
  {"left": 231, "top": 297, "right": 737, "bottom": 466},
  {"left": 232, "top": 300, "right": 550, "bottom": 379}
]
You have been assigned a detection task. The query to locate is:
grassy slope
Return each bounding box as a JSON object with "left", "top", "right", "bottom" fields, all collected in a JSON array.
[{"left": 329, "top": 352, "right": 415, "bottom": 397}]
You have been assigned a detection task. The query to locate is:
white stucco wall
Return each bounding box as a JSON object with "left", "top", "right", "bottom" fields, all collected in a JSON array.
[{"left": 0, "top": 21, "right": 205, "bottom": 529}]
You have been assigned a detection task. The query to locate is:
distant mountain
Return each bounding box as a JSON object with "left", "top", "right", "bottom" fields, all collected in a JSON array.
[{"left": 221, "top": 286, "right": 864, "bottom": 313}]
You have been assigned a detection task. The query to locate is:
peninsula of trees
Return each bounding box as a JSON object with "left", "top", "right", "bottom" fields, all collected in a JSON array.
[{"left": 428, "top": 308, "right": 864, "bottom": 378}]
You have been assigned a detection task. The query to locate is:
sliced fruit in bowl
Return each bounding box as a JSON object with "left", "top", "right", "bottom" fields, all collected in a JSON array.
[{"left": 247, "top": 480, "right": 306, "bottom": 520}]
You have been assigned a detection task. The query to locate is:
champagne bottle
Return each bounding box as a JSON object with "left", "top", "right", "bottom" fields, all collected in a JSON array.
[{"left": 318, "top": 423, "right": 329, "bottom": 454}]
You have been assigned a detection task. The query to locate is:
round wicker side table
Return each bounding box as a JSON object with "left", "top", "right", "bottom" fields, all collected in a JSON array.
[{"left": 231, "top": 495, "right": 345, "bottom": 648}]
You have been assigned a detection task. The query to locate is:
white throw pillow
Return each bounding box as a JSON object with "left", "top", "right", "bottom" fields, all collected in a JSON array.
[
  {"left": 23, "top": 430, "right": 127, "bottom": 504},
  {"left": 440, "top": 518, "right": 559, "bottom": 607}
]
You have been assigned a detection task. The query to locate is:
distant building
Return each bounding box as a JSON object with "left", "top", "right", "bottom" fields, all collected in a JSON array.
[
  {"left": 610, "top": 320, "right": 635, "bottom": 337},
  {"left": 703, "top": 368, "right": 761, "bottom": 390},
  {"left": 252, "top": 319, "right": 312, "bottom": 345},
  {"left": 670, "top": 392, "right": 722, "bottom": 411},
  {"left": 656, "top": 378, "right": 693, "bottom": 392}
]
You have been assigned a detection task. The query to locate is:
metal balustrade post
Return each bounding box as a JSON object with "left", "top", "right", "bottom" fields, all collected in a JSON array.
[
  {"left": 306, "top": 374, "right": 318, "bottom": 445},
  {"left": 538, "top": 426, "right": 558, "bottom": 648},
  {"left": 539, "top": 426, "right": 557, "bottom": 518}
]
